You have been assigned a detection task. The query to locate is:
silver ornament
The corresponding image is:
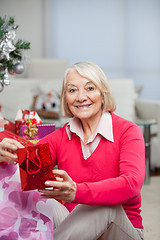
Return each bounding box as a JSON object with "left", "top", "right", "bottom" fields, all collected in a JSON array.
[
  {"left": 0, "top": 53, "right": 6, "bottom": 60},
  {"left": 0, "top": 28, "right": 16, "bottom": 60},
  {"left": 3, "top": 68, "right": 10, "bottom": 86},
  {"left": 3, "top": 79, "right": 10, "bottom": 86},
  {"left": 8, "top": 68, "right": 15, "bottom": 75},
  {"left": 13, "top": 63, "right": 24, "bottom": 74}
]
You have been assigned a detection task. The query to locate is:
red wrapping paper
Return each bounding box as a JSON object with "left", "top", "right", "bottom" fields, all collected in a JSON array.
[
  {"left": 0, "top": 130, "right": 33, "bottom": 147},
  {"left": 17, "top": 143, "right": 55, "bottom": 191},
  {"left": 0, "top": 130, "right": 33, "bottom": 169},
  {"left": 4, "top": 118, "right": 15, "bottom": 133}
]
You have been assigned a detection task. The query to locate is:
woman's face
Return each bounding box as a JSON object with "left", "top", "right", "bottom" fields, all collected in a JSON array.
[{"left": 65, "top": 69, "right": 103, "bottom": 122}]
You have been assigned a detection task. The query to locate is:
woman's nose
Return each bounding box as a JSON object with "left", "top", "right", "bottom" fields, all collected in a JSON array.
[{"left": 76, "top": 89, "right": 87, "bottom": 102}]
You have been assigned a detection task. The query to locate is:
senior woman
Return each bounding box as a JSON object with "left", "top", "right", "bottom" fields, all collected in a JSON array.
[{"left": 0, "top": 62, "right": 145, "bottom": 240}]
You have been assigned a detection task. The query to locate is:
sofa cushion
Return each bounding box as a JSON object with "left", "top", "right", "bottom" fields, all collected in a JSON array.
[
  {"left": 32, "top": 92, "right": 60, "bottom": 119},
  {"left": 0, "top": 86, "right": 32, "bottom": 121},
  {"left": 108, "top": 79, "right": 137, "bottom": 121},
  {"left": 26, "top": 58, "right": 69, "bottom": 79},
  {"left": 0, "top": 79, "right": 40, "bottom": 121},
  {"left": 38, "top": 79, "right": 62, "bottom": 96}
]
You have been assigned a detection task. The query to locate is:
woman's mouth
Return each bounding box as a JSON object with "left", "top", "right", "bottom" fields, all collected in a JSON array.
[{"left": 76, "top": 104, "right": 91, "bottom": 109}]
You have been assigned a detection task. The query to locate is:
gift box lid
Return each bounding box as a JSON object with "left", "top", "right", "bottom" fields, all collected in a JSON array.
[{"left": 20, "top": 124, "right": 56, "bottom": 140}]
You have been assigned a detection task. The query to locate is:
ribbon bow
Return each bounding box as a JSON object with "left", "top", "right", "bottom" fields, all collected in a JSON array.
[{"left": 24, "top": 123, "right": 38, "bottom": 138}]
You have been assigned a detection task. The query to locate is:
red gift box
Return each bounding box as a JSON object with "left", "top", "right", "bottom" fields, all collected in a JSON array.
[
  {"left": 0, "top": 130, "right": 33, "bottom": 169},
  {"left": 17, "top": 143, "right": 55, "bottom": 191},
  {"left": 4, "top": 118, "right": 15, "bottom": 133},
  {"left": 0, "top": 130, "right": 33, "bottom": 147}
]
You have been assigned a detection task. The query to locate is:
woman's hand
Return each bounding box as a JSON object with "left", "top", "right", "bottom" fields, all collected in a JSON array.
[
  {"left": 0, "top": 138, "right": 24, "bottom": 164},
  {"left": 39, "top": 169, "right": 77, "bottom": 203}
]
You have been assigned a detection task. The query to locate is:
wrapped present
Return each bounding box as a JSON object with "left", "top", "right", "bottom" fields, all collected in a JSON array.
[
  {"left": 0, "top": 130, "right": 34, "bottom": 147},
  {"left": 15, "top": 109, "right": 42, "bottom": 135},
  {"left": 17, "top": 143, "right": 55, "bottom": 191},
  {"left": 0, "top": 130, "right": 34, "bottom": 169},
  {"left": 4, "top": 118, "right": 15, "bottom": 133},
  {"left": 20, "top": 123, "right": 56, "bottom": 140}
]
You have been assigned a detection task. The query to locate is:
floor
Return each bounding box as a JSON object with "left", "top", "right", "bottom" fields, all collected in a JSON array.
[{"left": 141, "top": 175, "right": 160, "bottom": 240}]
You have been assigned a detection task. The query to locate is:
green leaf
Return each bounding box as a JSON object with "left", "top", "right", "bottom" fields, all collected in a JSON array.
[
  {"left": 8, "top": 17, "right": 15, "bottom": 26},
  {"left": 0, "top": 73, "right": 5, "bottom": 80},
  {"left": 0, "top": 17, "right": 5, "bottom": 28},
  {"left": 15, "top": 39, "right": 30, "bottom": 50}
]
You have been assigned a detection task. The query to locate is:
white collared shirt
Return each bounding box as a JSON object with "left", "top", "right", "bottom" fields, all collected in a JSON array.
[{"left": 66, "top": 112, "right": 114, "bottom": 159}]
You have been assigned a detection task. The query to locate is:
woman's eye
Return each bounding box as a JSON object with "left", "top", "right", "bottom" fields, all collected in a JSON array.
[
  {"left": 87, "top": 86, "right": 95, "bottom": 91},
  {"left": 68, "top": 88, "right": 77, "bottom": 93}
]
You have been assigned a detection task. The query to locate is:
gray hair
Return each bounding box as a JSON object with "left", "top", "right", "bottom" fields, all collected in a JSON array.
[{"left": 60, "top": 62, "right": 116, "bottom": 117}]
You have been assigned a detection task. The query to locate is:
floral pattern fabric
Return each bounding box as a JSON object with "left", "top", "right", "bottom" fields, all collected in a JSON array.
[{"left": 0, "top": 163, "right": 54, "bottom": 239}]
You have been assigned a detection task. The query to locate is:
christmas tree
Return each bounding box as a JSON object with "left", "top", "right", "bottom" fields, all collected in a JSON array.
[{"left": 0, "top": 16, "right": 30, "bottom": 91}]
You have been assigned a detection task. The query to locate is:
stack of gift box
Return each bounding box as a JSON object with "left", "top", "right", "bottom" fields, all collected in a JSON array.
[
  {"left": 4, "top": 109, "right": 56, "bottom": 143},
  {"left": 1, "top": 109, "right": 56, "bottom": 192}
]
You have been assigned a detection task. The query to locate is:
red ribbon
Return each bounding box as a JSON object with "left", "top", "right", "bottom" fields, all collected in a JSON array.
[{"left": 26, "top": 148, "right": 41, "bottom": 174}]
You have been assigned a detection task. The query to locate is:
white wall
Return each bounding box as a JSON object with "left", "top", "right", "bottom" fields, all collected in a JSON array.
[
  {"left": 126, "top": 0, "right": 160, "bottom": 101},
  {"left": 1, "top": 0, "right": 160, "bottom": 100},
  {"left": 0, "top": 0, "right": 45, "bottom": 58},
  {"left": 45, "top": 0, "right": 160, "bottom": 101},
  {"left": 45, "top": 0, "right": 126, "bottom": 77}
]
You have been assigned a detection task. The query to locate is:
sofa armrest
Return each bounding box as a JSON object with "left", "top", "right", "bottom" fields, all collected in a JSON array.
[
  {"left": 135, "top": 99, "right": 160, "bottom": 121},
  {"left": 135, "top": 99, "right": 160, "bottom": 168},
  {"left": 135, "top": 99, "right": 160, "bottom": 136}
]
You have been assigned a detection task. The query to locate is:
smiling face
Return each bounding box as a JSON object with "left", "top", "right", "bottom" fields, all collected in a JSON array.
[{"left": 65, "top": 69, "right": 103, "bottom": 123}]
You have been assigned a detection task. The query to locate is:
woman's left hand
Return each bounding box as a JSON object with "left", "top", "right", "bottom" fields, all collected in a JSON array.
[{"left": 39, "top": 169, "right": 77, "bottom": 202}]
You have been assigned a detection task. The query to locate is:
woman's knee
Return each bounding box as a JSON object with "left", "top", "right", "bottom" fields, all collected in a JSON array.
[{"left": 54, "top": 205, "right": 124, "bottom": 240}]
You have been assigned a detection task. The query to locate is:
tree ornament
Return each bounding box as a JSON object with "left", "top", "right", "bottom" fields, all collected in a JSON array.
[
  {"left": 3, "top": 68, "right": 10, "bottom": 85},
  {"left": 0, "top": 16, "right": 30, "bottom": 92},
  {"left": 13, "top": 62, "right": 24, "bottom": 74},
  {"left": 8, "top": 68, "right": 15, "bottom": 75},
  {"left": 0, "top": 27, "right": 17, "bottom": 60},
  {"left": 0, "top": 53, "right": 6, "bottom": 60}
]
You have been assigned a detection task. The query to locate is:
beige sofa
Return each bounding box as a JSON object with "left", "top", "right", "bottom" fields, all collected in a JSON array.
[
  {"left": 0, "top": 58, "right": 159, "bottom": 169},
  {"left": 135, "top": 99, "right": 160, "bottom": 169}
]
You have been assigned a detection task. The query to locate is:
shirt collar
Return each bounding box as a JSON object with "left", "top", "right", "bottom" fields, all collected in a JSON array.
[
  {"left": 96, "top": 112, "right": 114, "bottom": 142},
  {"left": 66, "top": 112, "right": 114, "bottom": 143}
]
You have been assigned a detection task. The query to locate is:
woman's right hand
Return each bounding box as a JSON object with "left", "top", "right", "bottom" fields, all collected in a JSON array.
[{"left": 0, "top": 138, "right": 24, "bottom": 165}]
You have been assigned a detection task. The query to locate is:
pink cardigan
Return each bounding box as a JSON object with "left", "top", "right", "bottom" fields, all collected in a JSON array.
[{"left": 39, "top": 113, "right": 145, "bottom": 229}]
